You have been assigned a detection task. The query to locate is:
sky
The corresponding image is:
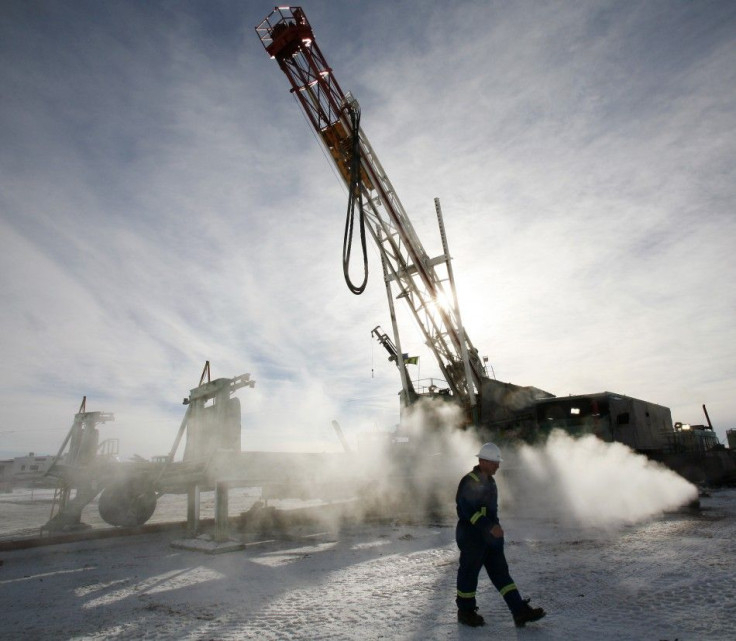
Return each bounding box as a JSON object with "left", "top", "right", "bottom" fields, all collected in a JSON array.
[{"left": 1, "top": 0, "right": 735, "bottom": 459}]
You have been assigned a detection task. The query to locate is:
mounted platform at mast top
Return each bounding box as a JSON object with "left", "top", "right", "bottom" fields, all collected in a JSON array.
[
  {"left": 256, "top": 7, "right": 313, "bottom": 60},
  {"left": 255, "top": 6, "right": 349, "bottom": 134}
]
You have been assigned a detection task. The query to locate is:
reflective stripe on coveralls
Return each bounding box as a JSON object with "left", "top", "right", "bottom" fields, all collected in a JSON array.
[{"left": 470, "top": 507, "right": 487, "bottom": 524}]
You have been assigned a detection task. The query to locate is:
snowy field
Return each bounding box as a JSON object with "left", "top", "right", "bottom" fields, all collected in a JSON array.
[{"left": 1, "top": 486, "right": 735, "bottom": 641}]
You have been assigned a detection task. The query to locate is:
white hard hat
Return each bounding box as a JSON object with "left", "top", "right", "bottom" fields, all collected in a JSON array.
[{"left": 477, "top": 442, "right": 503, "bottom": 462}]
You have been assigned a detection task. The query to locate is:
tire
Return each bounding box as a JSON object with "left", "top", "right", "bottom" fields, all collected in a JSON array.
[{"left": 98, "top": 479, "right": 157, "bottom": 528}]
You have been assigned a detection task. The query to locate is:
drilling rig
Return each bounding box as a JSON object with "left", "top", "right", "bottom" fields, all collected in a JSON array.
[
  {"left": 255, "top": 7, "right": 736, "bottom": 486},
  {"left": 41, "top": 364, "right": 257, "bottom": 531},
  {"left": 43, "top": 397, "right": 118, "bottom": 531},
  {"left": 256, "top": 6, "right": 551, "bottom": 437}
]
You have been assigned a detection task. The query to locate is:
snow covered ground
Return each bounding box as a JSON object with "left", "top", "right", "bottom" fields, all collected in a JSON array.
[{"left": 1, "top": 486, "right": 735, "bottom": 640}]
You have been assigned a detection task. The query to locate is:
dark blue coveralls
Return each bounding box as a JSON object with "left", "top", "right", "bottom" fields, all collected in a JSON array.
[{"left": 455, "top": 465, "right": 524, "bottom": 615}]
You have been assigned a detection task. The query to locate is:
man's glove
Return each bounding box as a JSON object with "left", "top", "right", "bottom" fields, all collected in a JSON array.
[{"left": 482, "top": 523, "right": 504, "bottom": 547}]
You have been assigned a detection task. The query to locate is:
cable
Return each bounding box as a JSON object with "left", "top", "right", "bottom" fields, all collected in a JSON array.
[{"left": 342, "top": 103, "right": 369, "bottom": 295}]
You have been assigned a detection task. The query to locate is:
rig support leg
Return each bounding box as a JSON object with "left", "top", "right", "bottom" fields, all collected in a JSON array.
[
  {"left": 187, "top": 484, "right": 200, "bottom": 536},
  {"left": 214, "top": 481, "right": 229, "bottom": 542}
]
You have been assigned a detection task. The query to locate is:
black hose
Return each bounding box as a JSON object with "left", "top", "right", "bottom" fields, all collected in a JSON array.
[{"left": 342, "top": 104, "right": 368, "bottom": 295}]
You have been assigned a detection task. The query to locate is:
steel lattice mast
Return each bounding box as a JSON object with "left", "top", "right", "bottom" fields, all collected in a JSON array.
[{"left": 256, "top": 6, "right": 486, "bottom": 421}]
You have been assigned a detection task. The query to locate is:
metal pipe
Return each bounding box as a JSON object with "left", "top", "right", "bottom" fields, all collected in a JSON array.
[
  {"left": 434, "top": 197, "right": 477, "bottom": 409},
  {"left": 703, "top": 404, "right": 714, "bottom": 430}
]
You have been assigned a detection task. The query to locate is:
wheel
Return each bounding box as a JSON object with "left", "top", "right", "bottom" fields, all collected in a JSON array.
[{"left": 98, "top": 479, "right": 157, "bottom": 528}]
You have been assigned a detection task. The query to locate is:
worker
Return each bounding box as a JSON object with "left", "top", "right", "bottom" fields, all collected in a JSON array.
[{"left": 455, "top": 442, "right": 546, "bottom": 628}]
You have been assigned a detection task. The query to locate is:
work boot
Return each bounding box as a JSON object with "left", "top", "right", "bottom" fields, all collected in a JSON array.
[
  {"left": 457, "top": 607, "right": 485, "bottom": 627},
  {"left": 513, "top": 599, "right": 546, "bottom": 627}
]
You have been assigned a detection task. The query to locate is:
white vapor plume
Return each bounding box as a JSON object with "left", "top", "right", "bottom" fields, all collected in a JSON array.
[
  {"left": 353, "top": 398, "right": 482, "bottom": 520},
  {"left": 222, "top": 403, "right": 698, "bottom": 537},
  {"left": 500, "top": 429, "right": 698, "bottom": 530}
]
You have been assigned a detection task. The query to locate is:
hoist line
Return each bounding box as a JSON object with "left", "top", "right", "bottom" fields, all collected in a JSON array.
[{"left": 342, "top": 104, "right": 369, "bottom": 295}]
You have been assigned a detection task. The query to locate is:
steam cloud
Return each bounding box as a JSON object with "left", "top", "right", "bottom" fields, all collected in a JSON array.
[
  {"left": 239, "top": 402, "right": 698, "bottom": 537},
  {"left": 350, "top": 398, "right": 480, "bottom": 522},
  {"left": 500, "top": 429, "right": 698, "bottom": 530},
  {"left": 353, "top": 408, "right": 697, "bottom": 533}
]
